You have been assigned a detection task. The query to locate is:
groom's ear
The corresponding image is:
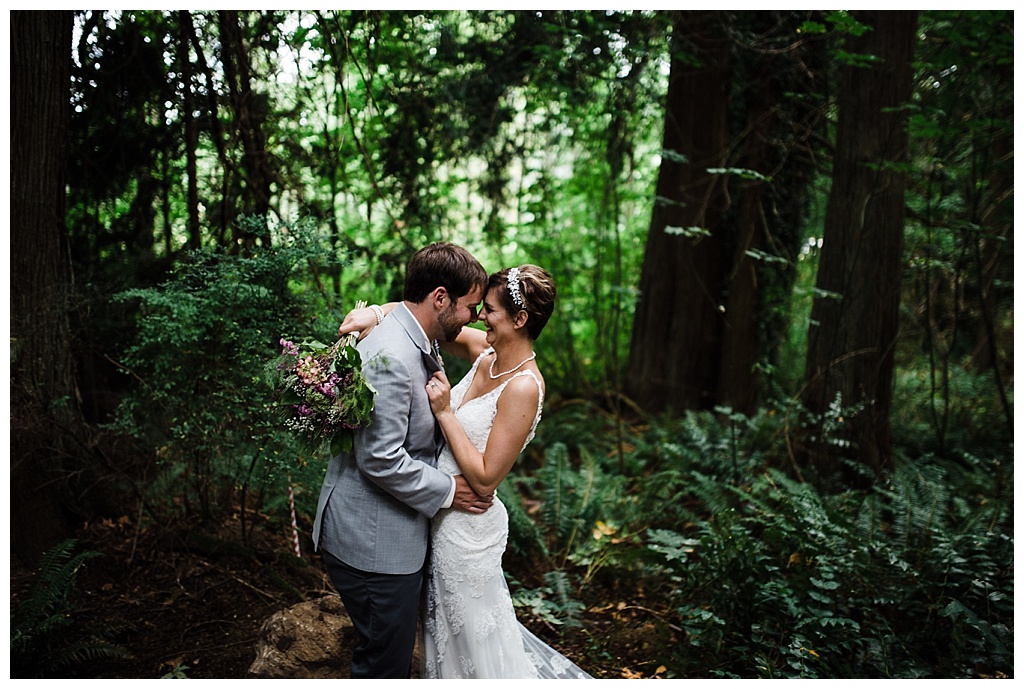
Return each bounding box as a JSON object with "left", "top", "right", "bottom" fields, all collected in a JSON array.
[{"left": 430, "top": 286, "right": 448, "bottom": 311}]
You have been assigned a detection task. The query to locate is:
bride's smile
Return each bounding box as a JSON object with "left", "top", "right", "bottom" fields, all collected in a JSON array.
[{"left": 479, "top": 290, "right": 524, "bottom": 349}]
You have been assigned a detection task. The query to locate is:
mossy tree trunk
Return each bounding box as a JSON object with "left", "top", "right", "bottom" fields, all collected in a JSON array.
[{"left": 626, "top": 10, "right": 732, "bottom": 413}]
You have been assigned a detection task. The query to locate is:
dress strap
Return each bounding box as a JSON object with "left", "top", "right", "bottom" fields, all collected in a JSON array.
[
  {"left": 507, "top": 369, "right": 544, "bottom": 438},
  {"left": 509, "top": 368, "right": 543, "bottom": 405},
  {"left": 470, "top": 346, "right": 494, "bottom": 373}
]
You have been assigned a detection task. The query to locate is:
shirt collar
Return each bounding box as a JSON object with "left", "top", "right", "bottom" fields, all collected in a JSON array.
[{"left": 398, "top": 302, "right": 432, "bottom": 353}]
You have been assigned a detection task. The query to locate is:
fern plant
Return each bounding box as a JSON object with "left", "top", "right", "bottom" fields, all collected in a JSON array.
[
  {"left": 643, "top": 449, "right": 1013, "bottom": 679},
  {"left": 506, "top": 440, "right": 638, "bottom": 635},
  {"left": 10, "top": 539, "right": 130, "bottom": 678},
  {"left": 519, "top": 443, "right": 635, "bottom": 567},
  {"left": 511, "top": 570, "right": 588, "bottom": 629},
  {"left": 499, "top": 478, "right": 549, "bottom": 559},
  {"left": 513, "top": 390, "right": 1011, "bottom": 678}
]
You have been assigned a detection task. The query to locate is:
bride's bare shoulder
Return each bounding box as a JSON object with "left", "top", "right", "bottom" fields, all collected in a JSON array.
[{"left": 503, "top": 368, "right": 544, "bottom": 400}]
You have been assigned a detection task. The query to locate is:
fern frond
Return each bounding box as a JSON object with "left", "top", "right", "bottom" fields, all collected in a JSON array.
[
  {"left": 10, "top": 539, "right": 128, "bottom": 678},
  {"left": 499, "top": 478, "right": 549, "bottom": 559},
  {"left": 50, "top": 636, "right": 133, "bottom": 672},
  {"left": 542, "top": 570, "right": 585, "bottom": 628}
]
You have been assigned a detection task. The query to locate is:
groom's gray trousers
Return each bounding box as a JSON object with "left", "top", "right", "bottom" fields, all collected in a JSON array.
[{"left": 321, "top": 549, "right": 425, "bottom": 679}]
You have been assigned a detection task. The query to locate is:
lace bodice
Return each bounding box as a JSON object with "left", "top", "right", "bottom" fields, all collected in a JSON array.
[{"left": 435, "top": 347, "right": 543, "bottom": 478}]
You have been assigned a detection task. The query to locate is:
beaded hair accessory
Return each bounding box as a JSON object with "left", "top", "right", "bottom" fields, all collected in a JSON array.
[{"left": 507, "top": 267, "right": 524, "bottom": 309}]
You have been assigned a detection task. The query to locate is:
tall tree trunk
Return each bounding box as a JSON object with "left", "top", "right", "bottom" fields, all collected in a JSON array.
[
  {"left": 10, "top": 10, "right": 77, "bottom": 565},
  {"left": 219, "top": 10, "right": 273, "bottom": 247},
  {"left": 969, "top": 57, "right": 1013, "bottom": 433},
  {"left": 627, "top": 12, "right": 824, "bottom": 416},
  {"left": 180, "top": 10, "right": 202, "bottom": 251},
  {"left": 716, "top": 11, "right": 829, "bottom": 414},
  {"left": 184, "top": 11, "right": 233, "bottom": 244},
  {"left": 626, "top": 11, "right": 731, "bottom": 412},
  {"left": 802, "top": 10, "right": 918, "bottom": 484},
  {"left": 715, "top": 72, "right": 774, "bottom": 416}
]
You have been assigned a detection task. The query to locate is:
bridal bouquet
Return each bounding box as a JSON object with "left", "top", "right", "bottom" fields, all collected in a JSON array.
[{"left": 267, "top": 304, "right": 376, "bottom": 457}]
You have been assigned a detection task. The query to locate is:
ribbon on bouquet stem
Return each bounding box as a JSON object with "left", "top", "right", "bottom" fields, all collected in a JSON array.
[{"left": 288, "top": 471, "right": 301, "bottom": 558}]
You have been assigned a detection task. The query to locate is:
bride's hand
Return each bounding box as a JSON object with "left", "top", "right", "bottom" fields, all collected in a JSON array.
[
  {"left": 338, "top": 306, "right": 377, "bottom": 340},
  {"left": 425, "top": 371, "right": 452, "bottom": 415}
]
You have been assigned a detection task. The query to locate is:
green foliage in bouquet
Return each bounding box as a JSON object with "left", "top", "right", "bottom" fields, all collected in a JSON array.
[{"left": 266, "top": 332, "right": 377, "bottom": 457}]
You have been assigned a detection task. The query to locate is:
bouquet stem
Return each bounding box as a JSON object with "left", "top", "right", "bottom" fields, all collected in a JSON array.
[{"left": 328, "top": 299, "right": 366, "bottom": 356}]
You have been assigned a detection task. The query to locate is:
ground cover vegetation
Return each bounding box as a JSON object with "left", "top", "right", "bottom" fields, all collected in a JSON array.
[{"left": 10, "top": 10, "right": 1012, "bottom": 679}]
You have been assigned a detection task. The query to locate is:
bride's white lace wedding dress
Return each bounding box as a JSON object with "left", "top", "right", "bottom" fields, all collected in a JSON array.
[{"left": 422, "top": 348, "right": 591, "bottom": 679}]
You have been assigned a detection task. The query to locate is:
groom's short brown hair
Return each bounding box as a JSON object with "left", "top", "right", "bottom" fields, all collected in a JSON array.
[{"left": 404, "top": 242, "right": 487, "bottom": 304}]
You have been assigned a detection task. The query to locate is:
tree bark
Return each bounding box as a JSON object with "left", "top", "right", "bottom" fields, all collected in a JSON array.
[
  {"left": 10, "top": 10, "right": 77, "bottom": 565},
  {"left": 626, "top": 11, "right": 731, "bottom": 413},
  {"left": 219, "top": 10, "right": 273, "bottom": 247},
  {"left": 180, "top": 10, "right": 202, "bottom": 251},
  {"left": 715, "top": 66, "right": 774, "bottom": 416},
  {"left": 802, "top": 10, "right": 918, "bottom": 483},
  {"left": 969, "top": 57, "right": 1013, "bottom": 434},
  {"left": 626, "top": 11, "right": 823, "bottom": 417}
]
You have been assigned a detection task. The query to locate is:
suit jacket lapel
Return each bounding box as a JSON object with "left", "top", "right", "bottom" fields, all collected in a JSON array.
[
  {"left": 390, "top": 304, "right": 437, "bottom": 368},
  {"left": 392, "top": 305, "right": 446, "bottom": 457}
]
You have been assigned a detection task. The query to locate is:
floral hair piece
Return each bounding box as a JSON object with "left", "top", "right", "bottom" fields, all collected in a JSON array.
[{"left": 507, "top": 267, "right": 524, "bottom": 309}]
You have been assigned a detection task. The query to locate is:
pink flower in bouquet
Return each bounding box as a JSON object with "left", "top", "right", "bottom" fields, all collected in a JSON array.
[{"left": 266, "top": 308, "right": 377, "bottom": 457}]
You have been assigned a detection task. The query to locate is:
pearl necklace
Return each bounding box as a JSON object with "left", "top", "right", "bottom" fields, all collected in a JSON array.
[{"left": 488, "top": 351, "right": 536, "bottom": 379}]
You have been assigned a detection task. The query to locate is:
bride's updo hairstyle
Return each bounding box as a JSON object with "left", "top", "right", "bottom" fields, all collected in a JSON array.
[{"left": 490, "top": 264, "right": 556, "bottom": 340}]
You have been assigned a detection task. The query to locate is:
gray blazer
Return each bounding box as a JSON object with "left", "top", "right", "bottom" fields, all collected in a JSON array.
[{"left": 312, "top": 304, "right": 455, "bottom": 575}]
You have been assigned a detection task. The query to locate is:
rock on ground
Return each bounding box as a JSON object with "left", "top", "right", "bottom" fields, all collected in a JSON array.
[
  {"left": 248, "top": 595, "right": 423, "bottom": 679},
  {"left": 248, "top": 595, "right": 354, "bottom": 679}
]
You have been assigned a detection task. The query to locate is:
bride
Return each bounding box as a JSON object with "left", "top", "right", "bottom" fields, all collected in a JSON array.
[{"left": 343, "top": 265, "right": 590, "bottom": 679}]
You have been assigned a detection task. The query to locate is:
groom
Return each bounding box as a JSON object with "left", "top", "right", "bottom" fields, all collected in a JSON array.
[{"left": 312, "top": 242, "right": 492, "bottom": 679}]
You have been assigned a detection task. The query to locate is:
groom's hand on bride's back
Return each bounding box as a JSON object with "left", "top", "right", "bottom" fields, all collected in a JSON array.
[{"left": 452, "top": 474, "right": 493, "bottom": 513}]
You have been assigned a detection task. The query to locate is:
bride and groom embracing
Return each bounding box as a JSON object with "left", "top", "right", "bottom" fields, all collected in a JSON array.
[{"left": 312, "top": 242, "right": 592, "bottom": 679}]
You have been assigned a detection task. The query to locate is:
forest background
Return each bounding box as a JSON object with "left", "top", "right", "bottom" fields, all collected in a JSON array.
[{"left": 8, "top": 9, "right": 1014, "bottom": 680}]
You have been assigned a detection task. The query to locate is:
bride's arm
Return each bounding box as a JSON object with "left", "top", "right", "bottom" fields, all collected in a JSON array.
[
  {"left": 438, "top": 325, "right": 489, "bottom": 364},
  {"left": 338, "top": 302, "right": 397, "bottom": 340},
  {"left": 339, "top": 302, "right": 487, "bottom": 364},
  {"left": 426, "top": 372, "right": 539, "bottom": 496}
]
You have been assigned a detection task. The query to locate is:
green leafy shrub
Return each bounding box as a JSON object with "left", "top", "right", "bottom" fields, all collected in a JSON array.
[{"left": 107, "top": 216, "right": 351, "bottom": 534}]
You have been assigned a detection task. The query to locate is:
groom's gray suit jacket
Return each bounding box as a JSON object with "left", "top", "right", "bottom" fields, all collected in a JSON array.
[{"left": 312, "top": 304, "right": 454, "bottom": 575}]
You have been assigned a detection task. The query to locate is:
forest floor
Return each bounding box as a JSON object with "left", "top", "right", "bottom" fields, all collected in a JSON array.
[{"left": 10, "top": 511, "right": 678, "bottom": 680}]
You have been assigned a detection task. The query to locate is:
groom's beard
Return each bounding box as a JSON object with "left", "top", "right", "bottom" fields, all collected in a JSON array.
[{"left": 438, "top": 300, "right": 464, "bottom": 342}]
